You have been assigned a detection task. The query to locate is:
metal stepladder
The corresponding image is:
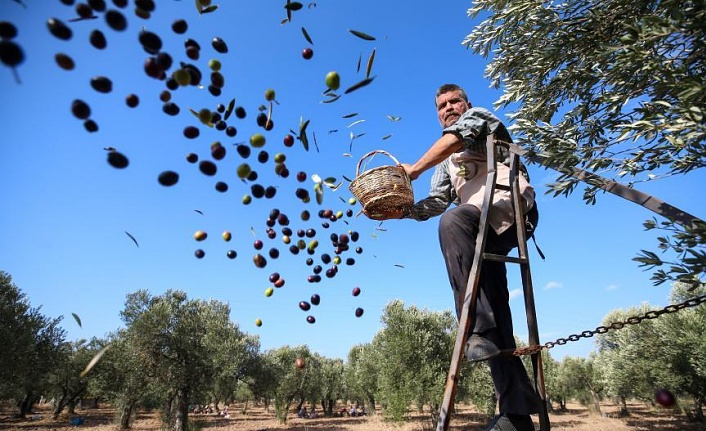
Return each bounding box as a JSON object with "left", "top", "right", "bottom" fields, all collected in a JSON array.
[{"left": 436, "top": 135, "right": 550, "bottom": 431}]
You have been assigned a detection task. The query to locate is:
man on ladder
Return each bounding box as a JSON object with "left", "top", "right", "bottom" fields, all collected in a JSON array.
[{"left": 365, "top": 83, "right": 542, "bottom": 431}]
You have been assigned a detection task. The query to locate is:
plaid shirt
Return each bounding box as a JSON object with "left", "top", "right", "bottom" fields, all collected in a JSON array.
[{"left": 404, "top": 107, "right": 516, "bottom": 221}]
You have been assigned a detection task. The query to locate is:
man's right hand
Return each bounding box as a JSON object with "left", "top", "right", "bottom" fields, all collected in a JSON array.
[{"left": 362, "top": 208, "right": 404, "bottom": 221}]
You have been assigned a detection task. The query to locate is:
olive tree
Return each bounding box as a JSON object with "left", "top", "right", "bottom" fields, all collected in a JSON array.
[
  {"left": 464, "top": 0, "right": 705, "bottom": 287},
  {"left": 346, "top": 343, "right": 380, "bottom": 414},
  {"left": 372, "top": 300, "right": 456, "bottom": 428},
  {"left": 119, "top": 289, "right": 252, "bottom": 431},
  {"left": 0, "top": 271, "right": 67, "bottom": 418}
]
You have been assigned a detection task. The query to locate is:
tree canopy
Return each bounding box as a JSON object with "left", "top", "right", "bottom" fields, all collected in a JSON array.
[{"left": 464, "top": 0, "right": 705, "bottom": 288}]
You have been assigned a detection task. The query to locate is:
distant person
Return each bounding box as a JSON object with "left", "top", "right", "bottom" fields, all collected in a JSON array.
[{"left": 364, "top": 83, "right": 540, "bottom": 431}]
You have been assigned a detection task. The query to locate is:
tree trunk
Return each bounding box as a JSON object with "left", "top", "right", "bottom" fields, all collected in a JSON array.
[
  {"left": 590, "top": 389, "right": 602, "bottom": 417},
  {"left": 119, "top": 402, "right": 135, "bottom": 429},
  {"left": 366, "top": 395, "right": 376, "bottom": 415},
  {"left": 692, "top": 397, "right": 704, "bottom": 423},
  {"left": 617, "top": 395, "right": 629, "bottom": 417},
  {"left": 16, "top": 392, "right": 39, "bottom": 419},
  {"left": 326, "top": 399, "right": 335, "bottom": 416},
  {"left": 172, "top": 388, "right": 189, "bottom": 431},
  {"left": 52, "top": 391, "right": 69, "bottom": 419}
]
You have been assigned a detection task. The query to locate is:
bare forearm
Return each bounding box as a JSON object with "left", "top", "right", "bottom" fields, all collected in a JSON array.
[{"left": 406, "top": 133, "right": 461, "bottom": 180}]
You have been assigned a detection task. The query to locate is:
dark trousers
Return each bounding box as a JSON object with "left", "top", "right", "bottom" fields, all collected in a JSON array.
[{"left": 438, "top": 203, "right": 541, "bottom": 416}]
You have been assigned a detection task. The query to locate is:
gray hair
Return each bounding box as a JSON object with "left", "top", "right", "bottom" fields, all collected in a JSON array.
[{"left": 435, "top": 84, "right": 469, "bottom": 106}]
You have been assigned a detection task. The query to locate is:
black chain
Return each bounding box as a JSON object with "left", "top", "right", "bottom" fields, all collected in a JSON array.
[{"left": 513, "top": 294, "right": 706, "bottom": 356}]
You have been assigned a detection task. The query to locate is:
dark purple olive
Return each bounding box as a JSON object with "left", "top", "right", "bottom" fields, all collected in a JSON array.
[
  {"left": 158, "top": 170, "right": 179, "bottom": 186},
  {"left": 311, "top": 294, "right": 320, "bottom": 305},
  {"left": 47, "top": 18, "right": 72, "bottom": 40},
  {"left": 107, "top": 151, "right": 128, "bottom": 168},
  {"left": 299, "top": 301, "right": 311, "bottom": 311}
]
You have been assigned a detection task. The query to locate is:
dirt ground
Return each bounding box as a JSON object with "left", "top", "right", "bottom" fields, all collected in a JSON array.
[{"left": 1, "top": 401, "right": 705, "bottom": 431}]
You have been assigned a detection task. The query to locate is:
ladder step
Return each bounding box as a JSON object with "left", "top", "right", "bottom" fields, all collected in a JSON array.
[
  {"left": 495, "top": 183, "right": 511, "bottom": 191},
  {"left": 483, "top": 253, "right": 529, "bottom": 264}
]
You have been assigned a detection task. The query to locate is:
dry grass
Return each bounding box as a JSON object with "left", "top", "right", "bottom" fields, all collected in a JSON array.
[{"left": 1, "top": 400, "right": 704, "bottom": 431}]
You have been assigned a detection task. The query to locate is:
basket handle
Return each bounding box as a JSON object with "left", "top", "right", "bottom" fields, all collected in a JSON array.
[{"left": 355, "top": 149, "right": 402, "bottom": 177}]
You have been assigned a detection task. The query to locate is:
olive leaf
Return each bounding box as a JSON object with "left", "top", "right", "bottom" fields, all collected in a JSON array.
[
  {"left": 356, "top": 52, "right": 362, "bottom": 72},
  {"left": 301, "top": 27, "right": 314, "bottom": 45},
  {"left": 342, "top": 113, "right": 358, "bottom": 118},
  {"left": 223, "top": 98, "right": 235, "bottom": 121},
  {"left": 72, "top": 313, "right": 82, "bottom": 328},
  {"left": 348, "top": 29, "right": 376, "bottom": 41},
  {"left": 386, "top": 115, "right": 402, "bottom": 121},
  {"left": 80, "top": 345, "right": 110, "bottom": 378},
  {"left": 365, "top": 48, "right": 376, "bottom": 79},
  {"left": 344, "top": 76, "right": 375, "bottom": 94},
  {"left": 201, "top": 5, "right": 218, "bottom": 14},
  {"left": 347, "top": 119, "right": 365, "bottom": 128},
  {"left": 299, "top": 117, "right": 310, "bottom": 151},
  {"left": 321, "top": 94, "right": 341, "bottom": 104},
  {"left": 125, "top": 231, "right": 139, "bottom": 248},
  {"left": 382, "top": 134, "right": 393, "bottom": 140},
  {"left": 314, "top": 183, "right": 324, "bottom": 205}
]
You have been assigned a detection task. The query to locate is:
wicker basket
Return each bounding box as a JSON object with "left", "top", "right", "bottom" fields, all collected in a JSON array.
[{"left": 349, "top": 150, "right": 414, "bottom": 213}]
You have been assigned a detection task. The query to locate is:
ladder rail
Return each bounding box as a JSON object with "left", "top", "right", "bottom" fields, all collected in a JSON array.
[{"left": 436, "top": 136, "right": 500, "bottom": 431}]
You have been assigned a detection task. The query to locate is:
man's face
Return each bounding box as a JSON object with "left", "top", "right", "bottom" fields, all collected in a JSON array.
[{"left": 436, "top": 90, "right": 470, "bottom": 128}]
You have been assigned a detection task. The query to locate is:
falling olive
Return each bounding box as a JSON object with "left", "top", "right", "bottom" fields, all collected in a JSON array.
[
  {"left": 311, "top": 294, "right": 320, "bottom": 305},
  {"left": 162, "top": 102, "right": 180, "bottom": 116},
  {"left": 89, "top": 29, "right": 107, "bottom": 49},
  {"left": 199, "top": 160, "right": 217, "bottom": 176},
  {"left": 125, "top": 93, "right": 139, "bottom": 107},
  {"left": 183, "top": 126, "right": 199, "bottom": 139},
  {"left": 76, "top": 4, "right": 94, "bottom": 20},
  {"left": 0, "top": 40, "right": 24, "bottom": 67},
  {"left": 156, "top": 52, "right": 173, "bottom": 70},
  {"left": 226, "top": 250, "right": 236, "bottom": 259},
  {"left": 299, "top": 301, "right": 311, "bottom": 311},
  {"left": 215, "top": 181, "right": 228, "bottom": 192},
  {"left": 211, "top": 36, "right": 228, "bottom": 53},
  {"left": 253, "top": 253, "right": 267, "bottom": 268},
  {"left": 135, "top": 0, "right": 155, "bottom": 12},
  {"left": 90, "top": 76, "right": 113, "bottom": 93},
  {"left": 171, "top": 19, "right": 187, "bottom": 34},
  {"left": 306, "top": 315, "right": 316, "bottom": 324},
  {"left": 186, "top": 153, "right": 198, "bottom": 163},
  {"left": 0, "top": 22, "right": 18, "bottom": 40},
  {"left": 83, "top": 119, "right": 98, "bottom": 133},
  {"left": 158, "top": 171, "right": 179, "bottom": 186},
  {"left": 47, "top": 18, "right": 72, "bottom": 40},
  {"left": 194, "top": 249, "right": 205, "bottom": 259},
  {"left": 71, "top": 99, "right": 91, "bottom": 119},
  {"left": 87, "top": 0, "right": 107, "bottom": 12},
  {"left": 105, "top": 9, "right": 127, "bottom": 31},
  {"left": 355, "top": 308, "right": 364, "bottom": 318},
  {"left": 54, "top": 53, "right": 75, "bottom": 70},
  {"left": 138, "top": 29, "right": 162, "bottom": 54},
  {"left": 107, "top": 151, "right": 128, "bottom": 169}
]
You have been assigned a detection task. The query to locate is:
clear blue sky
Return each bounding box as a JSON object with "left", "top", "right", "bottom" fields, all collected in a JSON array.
[{"left": 2, "top": 1, "right": 704, "bottom": 362}]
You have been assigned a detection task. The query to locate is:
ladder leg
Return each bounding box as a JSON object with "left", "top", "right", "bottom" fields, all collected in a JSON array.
[
  {"left": 436, "top": 137, "right": 500, "bottom": 431},
  {"left": 510, "top": 151, "right": 550, "bottom": 430}
]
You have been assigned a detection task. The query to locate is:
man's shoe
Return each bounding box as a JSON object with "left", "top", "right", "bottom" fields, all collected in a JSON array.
[
  {"left": 483, "top": 414, "right": 534, "bottom": 431},
  {"left": 465, "top": 334, "right": 500, "bottom": 362}
]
